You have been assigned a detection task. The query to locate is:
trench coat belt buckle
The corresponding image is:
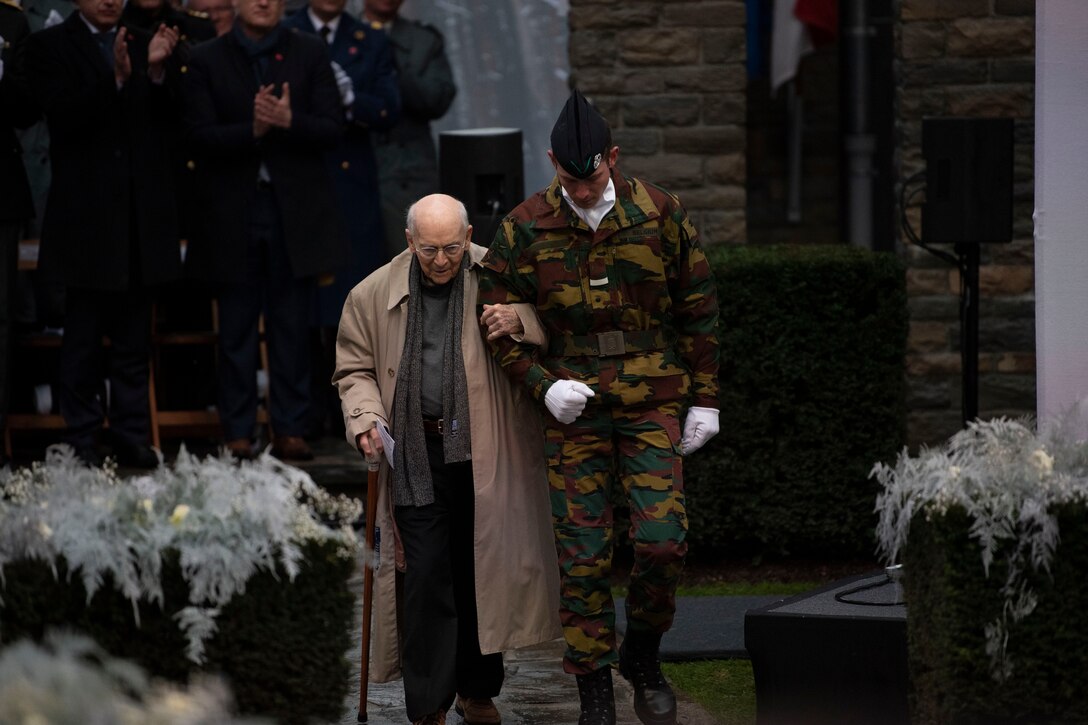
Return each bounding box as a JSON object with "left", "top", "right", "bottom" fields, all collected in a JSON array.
[{"left": 422, "top": 418, "right": 445, "bottom": 436}]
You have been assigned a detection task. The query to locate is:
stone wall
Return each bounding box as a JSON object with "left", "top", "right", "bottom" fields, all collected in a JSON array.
[
  {"left": 896, "top": 0, "right": 1036, "bottom": 445},
  {"left": 566, "top": 0, "right": 1036, "bottom": 448},
  {"left": 567, "top": 0, "right": 748, "bottom": 244}
]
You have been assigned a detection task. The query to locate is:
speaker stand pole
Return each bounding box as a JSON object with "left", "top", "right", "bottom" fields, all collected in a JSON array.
[{"left": 956, "top": 243, "right": 980, "bottom": 426}]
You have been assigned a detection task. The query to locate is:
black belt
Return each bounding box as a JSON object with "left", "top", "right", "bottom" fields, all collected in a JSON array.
[
  {"left": 422, "top": 418, "right": 445, "bottom": 436},
  {"left": 547, "top": 329, "right": 676, "bottom": 358}
]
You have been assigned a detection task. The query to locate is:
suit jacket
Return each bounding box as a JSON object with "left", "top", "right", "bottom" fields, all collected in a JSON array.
[
  {"left": 23, "top": 12, "right": 183, "bottom": 290},
  {"left": 283, "top": 8, "right": 398, "bottom": 323},
  {"left": 0, "top": 0, "right": 36, "bottom": 222},
  {"left": 372, "top": 16, "right": 454, "bottom": 194},
  {"left": 183, "top": 25, "right": 347, "bottom": 284}
]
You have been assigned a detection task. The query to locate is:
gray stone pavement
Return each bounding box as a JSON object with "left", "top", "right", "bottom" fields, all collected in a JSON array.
[
  {"left": 292, "top": 439, "right": 720, "bottom": 725},
  {"left": 337, "top": 560, "right": 721, "bottom": 725}
]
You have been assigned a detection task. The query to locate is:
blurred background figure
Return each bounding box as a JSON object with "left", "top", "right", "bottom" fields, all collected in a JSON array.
[
  {"left": 185, "top": 0, "right": 232, "bottom": 36},
  {"left": 24, "top": 0, "right": 184, "bottom": 468},
  {"left": 182, "top": 0, "right": 347, "bottom": 462},
  {"left": 364, "top": 0, "right": 455, "bottom": 262},
  {"left": 1, "top": 0, "right": 38, "bottom": 468},
  {"left": 123, "top": 0, "right": 215, "bottom": 61},
  {"left": 284, "top": 0, "right": 400, "bottom": 441}
]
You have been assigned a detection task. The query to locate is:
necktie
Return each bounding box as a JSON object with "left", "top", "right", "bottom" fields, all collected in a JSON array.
[
  {"left": 319, "top": 25, "right": 332, "bottom": 44},
  {"left": 97, "top": 29, "right": 117, "bottom": 70}
]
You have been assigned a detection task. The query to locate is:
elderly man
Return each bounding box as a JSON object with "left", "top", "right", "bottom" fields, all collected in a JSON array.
[
  {"left": 183, "top": 0, "right": 346, "bottom": 461},
  {"left": 24, "top": 0, "right": 182, "bottom": 468},
  {"left": 478, "top": 90, "right": 721, "bottom": 725},
  {"left": 334, "top": 194, "right": 560, "bottom": 725}
]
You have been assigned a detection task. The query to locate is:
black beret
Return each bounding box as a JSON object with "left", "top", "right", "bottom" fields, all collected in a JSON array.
[{"left": 550, "top": 89, "right": 611, "bottom": 179}]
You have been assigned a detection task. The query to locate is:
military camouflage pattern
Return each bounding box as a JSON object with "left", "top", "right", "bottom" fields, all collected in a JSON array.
[
  {"left": 478, "top": 171, "right": 719, "bottom": 672},
  {"left": 477, "top": 172, "right": 719, "bottom": 410},
  {"left": 547, "top": 401, "right": 687, "bottom": 673}
]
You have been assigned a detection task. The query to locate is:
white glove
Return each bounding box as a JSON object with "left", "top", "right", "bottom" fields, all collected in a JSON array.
[
  {"left": 330, "top": 61, "right": 355, "bottom": 110},
  {"left": 681, "top": 406, "right": 719, "bottom": 454},
  {"left": 544, "top": 380, "right": 595, "bottom": 424}
]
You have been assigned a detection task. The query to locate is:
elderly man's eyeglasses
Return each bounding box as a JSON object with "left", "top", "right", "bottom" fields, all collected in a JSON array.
[{"left": 415, "top": 242, "right": 466, "bottom": 259}]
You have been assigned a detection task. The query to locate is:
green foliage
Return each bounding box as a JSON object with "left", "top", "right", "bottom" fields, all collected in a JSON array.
[
  {"left": 902, "top": 506, "right": 1088, "bottom": 725},
  {"left": 663, "top": 659, "right": 756, "bottom": 725},
  {"left": 685, "top": 244, "right": 908, "bottom": 558},
  {"left": 0, "top": 541, "right": 354, "bottom": 724}
]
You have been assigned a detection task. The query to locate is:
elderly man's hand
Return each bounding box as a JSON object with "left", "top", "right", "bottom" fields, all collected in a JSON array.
[
  {"left": 480, "top": 303, "right": 525, "bottom": 341},
  {"left": 356, "top": 427, "right": 384, "bottom": 462}
]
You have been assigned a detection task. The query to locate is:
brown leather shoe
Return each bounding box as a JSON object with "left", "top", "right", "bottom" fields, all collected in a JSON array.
[
  {"left": 411, "top": 711, "right": 447, "bottom": 725},
  {"left": 455, "top": 696, "right": 501, "bottom": 725},
  {"left": 271, "top": 435, "right": 314, "bottom": 461},
  {"left": 225, "top": 438, "right": 255, "bottom": 461}
]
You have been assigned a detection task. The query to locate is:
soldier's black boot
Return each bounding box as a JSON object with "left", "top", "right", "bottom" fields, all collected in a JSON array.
[
  {"left": 576, "top": 667, "right": 616, "bottom": 725},
  {"left": 618, "top": 631, "right": 677, "bottom": 725}
]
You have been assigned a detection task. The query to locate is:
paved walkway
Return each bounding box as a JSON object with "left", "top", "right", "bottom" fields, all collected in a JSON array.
[
  {"left": 338, "top": 561, "right": 721, "bottom": 725},
  {"left": 293, "top": 439, "right": 720, "bottom": 725}
]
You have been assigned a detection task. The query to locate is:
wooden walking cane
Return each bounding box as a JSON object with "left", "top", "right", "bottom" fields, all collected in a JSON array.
[{"left": 358, "top": 458, "right": 380, "bottom": 723}]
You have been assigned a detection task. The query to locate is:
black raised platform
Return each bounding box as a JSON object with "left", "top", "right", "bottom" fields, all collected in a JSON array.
[{"left": 744, "top": 571, "right": 908, "bottom": 725}]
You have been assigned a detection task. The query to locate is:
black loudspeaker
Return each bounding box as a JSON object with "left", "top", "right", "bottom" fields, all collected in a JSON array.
[
  {"left": 439, "top": 128, "right": 524, "bottom": 248},
  {"left": 922, "top": 117, "right": 1014, "bottom": 244}
]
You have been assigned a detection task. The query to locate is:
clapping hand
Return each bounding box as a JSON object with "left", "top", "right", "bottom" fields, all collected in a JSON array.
[
  {"left": 254, "top": 81, "right": 292, "bottom": 137},
  {"left": 113, "top": 29, "right": 132, "bottom": 85},
  {"left": 148, "top": 23, "right": 179, "bottom": 82}
]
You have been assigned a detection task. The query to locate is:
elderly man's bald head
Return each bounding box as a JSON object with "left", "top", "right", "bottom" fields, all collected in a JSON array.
[{"left": 405, "top": 194, "right": 473, "bottom": 286}]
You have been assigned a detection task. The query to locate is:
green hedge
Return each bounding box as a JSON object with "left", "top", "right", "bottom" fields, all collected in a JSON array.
[
  {"left": 0, "top": 540, "right": 355, "bottom": 724},
  {"left": 684, "top": 244, "right": 908, "bottom": 558},
  {"left": 902, "top": 505, "right": 1088, "bottom": 724}
]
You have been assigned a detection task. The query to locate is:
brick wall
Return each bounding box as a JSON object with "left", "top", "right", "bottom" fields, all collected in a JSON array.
[
  {"left": 567, "top": 0, "right": 748, "bottom": 244},
  {"left": 896, "top": 0, "right": 1036, "bottom": 445}
]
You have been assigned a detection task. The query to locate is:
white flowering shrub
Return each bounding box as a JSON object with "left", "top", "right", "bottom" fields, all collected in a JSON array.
[
  {"left": 0, "top": 444, "right": 361, "bottom": 664},
  {"left": 0, "top": 631, "right": 266, "bottom": 724},
  {"left": 872, "top": 408, "right": 1088, "bottom": 682}
]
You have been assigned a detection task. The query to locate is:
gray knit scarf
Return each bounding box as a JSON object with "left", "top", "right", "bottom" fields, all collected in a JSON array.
[{"left": 391, "top": 256, "right": 472, "bottom": 507}]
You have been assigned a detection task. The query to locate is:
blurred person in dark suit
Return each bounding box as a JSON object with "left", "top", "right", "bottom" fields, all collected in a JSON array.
[
  {"left": 283, "top": 0, "right": 398, "bottom": 439},
  {"left": 182, "top": 0, "right": 347, "bottom": 461},
  {"left": 363, "top": 0, "right": 455, "bottom": 262},
  {"left": 0, "top": 0, "right": 39, "bottom": 467},
  {"left": 185, "top": 0, "right": 231, "bottom": 36},
  {"left": 24, "top": 0, "right": 183, "bottom": 468}
]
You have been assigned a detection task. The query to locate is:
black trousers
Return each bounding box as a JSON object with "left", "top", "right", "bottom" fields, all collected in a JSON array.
[
  {"left": 58, "top": 286, "right": 152, "bottom": 449},
  {"left": 394, "top": 433, "right": 504, "bottom": 720},
  {"left": 216, "top": 186, "right": 312, "bottom": 440}
]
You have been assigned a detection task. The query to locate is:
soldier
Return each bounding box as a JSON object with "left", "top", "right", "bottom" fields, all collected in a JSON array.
[
  {"left": 478, "top": 90, "right": 721, "bottom": 725},
  {"left": 363, "top": 0, "right": 455, "bottom": 262},
  {"left": 186, "top": 0, "right": 232, "bottom": 36}
]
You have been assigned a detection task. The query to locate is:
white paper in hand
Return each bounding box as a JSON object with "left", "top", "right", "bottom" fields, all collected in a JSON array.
[{"left": 376, "top": 420, "right": 395, "bottom": 467}]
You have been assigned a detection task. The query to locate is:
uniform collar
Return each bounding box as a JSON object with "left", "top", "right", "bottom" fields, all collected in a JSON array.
[{"left": 534, "top": 171, "right": 658, "bottom": 233}]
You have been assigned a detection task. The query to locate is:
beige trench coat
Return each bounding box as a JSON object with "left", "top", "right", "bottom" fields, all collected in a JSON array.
[{"left": 333, "top": 244, "right": 561, "bottom": 682}]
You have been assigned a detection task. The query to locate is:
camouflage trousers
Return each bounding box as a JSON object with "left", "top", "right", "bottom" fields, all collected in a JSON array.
[{"left": 544, "top": 400, "right": 687, "bottom": 674}]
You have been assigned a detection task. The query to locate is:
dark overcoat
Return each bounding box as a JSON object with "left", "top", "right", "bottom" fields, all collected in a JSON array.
[
  {"left": 283, "top": 8, "right": 399, "bottom": 324},
  {"left": 23, "top": 12, "right": 184, "bottom": 290},
  {"left": 182, "top": 25, "right": 346, "bottom": 284},
  {"left": 0, "top": 0, "right": 35, "bottom": 223}
]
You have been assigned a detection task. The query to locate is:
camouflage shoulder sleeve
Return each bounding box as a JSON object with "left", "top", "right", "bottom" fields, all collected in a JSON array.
[
  {"left": 478, "top": 217, "right": 557, "bottom": 402},
  {"left": 662, "top": 193, "right": 720, "bottom": 409}
]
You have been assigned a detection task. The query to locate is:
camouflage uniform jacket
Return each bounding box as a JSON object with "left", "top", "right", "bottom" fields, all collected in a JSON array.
[{"left": 479, "top": 171, "right": 720, "bottom": 411}]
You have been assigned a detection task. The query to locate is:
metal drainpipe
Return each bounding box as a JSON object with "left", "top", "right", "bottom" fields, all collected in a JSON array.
[{"left": 844, "top": 0, "right": 875, "bottom": 249}]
